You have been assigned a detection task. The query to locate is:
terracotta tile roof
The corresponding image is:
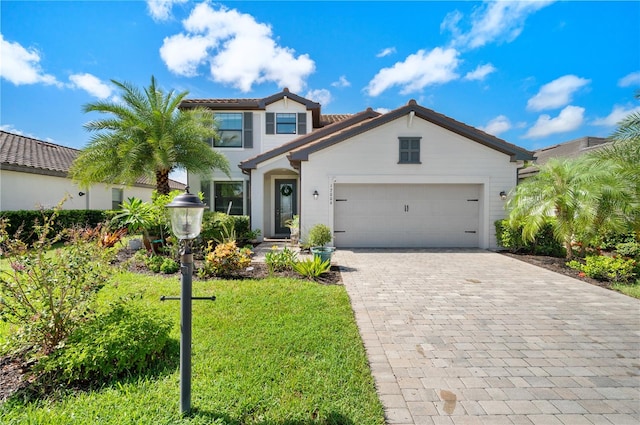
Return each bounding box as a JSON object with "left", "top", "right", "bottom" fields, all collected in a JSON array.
[
  {"left": 320, "top": 114, "right": 353, "bottom": 125},
  {"left": 0, "top": 130, "right": 186, "bottom": 189}
]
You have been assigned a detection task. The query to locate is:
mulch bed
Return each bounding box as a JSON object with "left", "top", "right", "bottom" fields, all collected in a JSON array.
[{"left": 500, "top": 251, "right": 613, "bottom": 289}]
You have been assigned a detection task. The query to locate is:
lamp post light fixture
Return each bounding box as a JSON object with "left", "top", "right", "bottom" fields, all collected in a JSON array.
[{"left": 165, "top": 188, "right": 207, "bottom": 415}]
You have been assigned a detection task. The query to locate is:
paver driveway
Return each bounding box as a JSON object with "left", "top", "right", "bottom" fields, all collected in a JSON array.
[{"left": 334, "top": 249, "right": 640, "bottom": 425}]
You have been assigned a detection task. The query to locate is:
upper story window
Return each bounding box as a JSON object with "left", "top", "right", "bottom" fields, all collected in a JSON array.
[
  {"left": 266, "top": 112, "right": 307, "bottom": 135},
  {"left": 214, "top": 113, "right": 243, "bottom": 147},
  {"left": 398, "top": 137, "right": 421, "bottom": 164},
  {"left": 276, "top": 113, "right": 296, "bottom": 134}
]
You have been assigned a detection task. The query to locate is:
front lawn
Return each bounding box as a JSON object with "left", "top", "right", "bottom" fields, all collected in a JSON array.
[{"left": 0, "top": 271, "right": 385, "bottom": 425}]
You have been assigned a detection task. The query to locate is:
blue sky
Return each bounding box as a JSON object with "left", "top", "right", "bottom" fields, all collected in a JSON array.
[{"left": 2, "top": 0, "right": 639, "bottom": 160}]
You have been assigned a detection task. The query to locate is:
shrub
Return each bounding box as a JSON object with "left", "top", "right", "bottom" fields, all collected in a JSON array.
[
  {"left": 293, "top": 256, "right": 331, "bottom": 280},
  {"left": 265, "top": 246, "right": 297, "bottom": 274},
  {"left": 199, "top": 241, "right": 251, "bottom": 277},
  {"left": 145, "top": 255, "right": 165, "bottom": 273},
  {"left": 567, "top": 255, "right": 637, "bottom": 282},
  {"left": 616, "top": 241, "right": 640, "bottom": 259},
  {"left": 38, "top": 300, "right": 174, "bottom": 384},
  {"left": 307, "top": 224, "right": 332, "bottom": 247},
  {"left": 0, "top": 211, "right": 112, "bottom": 355},
  {"left": 0, "top": 209, "right": 108, "bottom": 244},
  {"left": 495, "top": 219, "right": 565, "bottom": 257},
  {"left": 159, "top": 257, "right": 179, "bottom": 274}
]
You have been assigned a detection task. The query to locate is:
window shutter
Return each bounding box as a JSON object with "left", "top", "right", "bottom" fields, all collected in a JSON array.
[
  {"left": 297, "top": 113, "right": 307, "bottom": 135},
  {"left": 243, "top": 112, "right": 253, "bottom": 148},
  {"left": 266, "top": 113, "right": 275, "bottom": 134}
]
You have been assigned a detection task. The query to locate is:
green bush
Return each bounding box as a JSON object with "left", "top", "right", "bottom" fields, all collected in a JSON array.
[
  {"left": 0, "top": 212, "right": 112, "bottom": 355},
  {"left": 145, "top": 255, "right": 165, "bottom": 273},
  {"left": 199, "top": 212, "right": 256, "bottom": 246},
  {"left": 307, "top": 224, "right": 332, "bottom": 247},
  {"left": 616, "top": 241, "right": 640, "bottom": 259},
  {"left": 0, "top": 209, "right": 108, "bottom": 244},
  {"left": 293, "top": 256, "right": 331, "bottom": 280},
  {"left": 495, "top": 219, "right": 565, "bottom": 257},
  {"left": 159, "top": 257, "right": 179, "bottom": 274},
  {"left": 567, "top": 255, "right": 637, "bottom": 282},
  {"left": 265, "top": 246, "right": 297, "bottom": 273},
  {"left": 38, "top": 300, "right": 174, "bottom": 383}
]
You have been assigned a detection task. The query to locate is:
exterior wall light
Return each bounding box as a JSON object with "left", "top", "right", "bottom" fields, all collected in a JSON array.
[
  {"left": 164, "top": 187, "right": 209, "bottom": 415},
  {"left": 500, "top": 191, "right": 508, "bottom": 201},
  {"left": 313, "top": 190, "right": 319, "bottom": 200},
  {"left": 78, "top": 191, "right": 85, "bottom": 196}
]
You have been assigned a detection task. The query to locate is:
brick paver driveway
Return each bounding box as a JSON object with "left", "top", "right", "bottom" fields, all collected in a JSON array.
[{"left": 335, "top": 249, "right": 640, "bottom": 425}]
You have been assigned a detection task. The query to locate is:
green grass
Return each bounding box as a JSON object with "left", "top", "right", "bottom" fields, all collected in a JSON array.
[
  {"left": 612, "top": 280, "right": 640, "bottom": 299},
  {"left": 0, "top": 271, "right": 384, "bottom": 425}
]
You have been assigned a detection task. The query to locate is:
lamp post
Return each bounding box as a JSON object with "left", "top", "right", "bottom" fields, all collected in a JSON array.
[{"left": 166, "top": 188, "right": 206, "bottom": 415}]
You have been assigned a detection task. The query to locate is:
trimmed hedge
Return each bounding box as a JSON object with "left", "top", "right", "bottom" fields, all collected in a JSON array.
[{"left": 0, "top": 209, "right": 109, "bottom": 243}]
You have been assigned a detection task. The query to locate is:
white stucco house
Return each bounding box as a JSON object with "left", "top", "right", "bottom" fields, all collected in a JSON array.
[
  {"left": 0, "top": 130, "right": 185, "bottom": 211},
  {"left": 182, "top": 89, "right": 535, "bottom": 250}
]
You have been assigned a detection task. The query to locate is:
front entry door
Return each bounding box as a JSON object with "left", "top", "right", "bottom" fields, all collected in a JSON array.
[{"left": 275, "top": 179, "right": 297, "bottom": 236}]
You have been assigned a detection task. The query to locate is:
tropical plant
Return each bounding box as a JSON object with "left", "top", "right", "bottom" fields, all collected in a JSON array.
[
  {"left": 70, "top": 76, "right": 230, "bottom": 194},
  {"left": 293, "top": 256, "right": 331, "bottom": 280},
  {"left": 265, "top": 246, "right": 297, "bottom": 274},
  {"left": 199, "top": 241, "right": 251, "bottom": 277},
  {"left": 507, "top": 158, "right": 593, "bottom": 259},
  {"left": 112, "top": 197, "right": 155, "bottom": 238}
]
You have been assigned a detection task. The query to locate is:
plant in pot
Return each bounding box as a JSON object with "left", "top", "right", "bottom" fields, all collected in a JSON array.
[
  {"left": 308, "top": 223, "right": 335, "bottom": 263},
  {"left": 285, "top": 215, "right": 300, "bottom": 246}
]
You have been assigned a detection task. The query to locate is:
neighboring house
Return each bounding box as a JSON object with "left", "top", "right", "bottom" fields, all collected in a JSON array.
[
  {"left": 182, "top": 89, "right": 534, "bottom": 250},
  {"left": 0, "top": 131, "right": 185, "bottom": 211},
  {"left": 518, "top": 136, "right": 611, "bottom": 180}
]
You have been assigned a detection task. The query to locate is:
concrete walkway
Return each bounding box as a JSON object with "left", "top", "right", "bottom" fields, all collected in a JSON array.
[{"left": 334, "top": 249, "right": 640, "bottom": 425}]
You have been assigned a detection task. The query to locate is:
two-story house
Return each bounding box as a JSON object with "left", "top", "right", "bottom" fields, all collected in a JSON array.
[{"left": 181, "top": 89, "right": 534, "bottom": 250}]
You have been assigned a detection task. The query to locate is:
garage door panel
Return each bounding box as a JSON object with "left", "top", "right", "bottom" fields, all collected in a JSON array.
[{"left": 334, "top": 183, "right": 480, "bottom": 248}]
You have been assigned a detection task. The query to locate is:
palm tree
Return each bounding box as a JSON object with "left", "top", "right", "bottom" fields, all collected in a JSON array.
[
  {"left": 507, "top": 158, "right": 594, "bottom": 259},
  {"left": 70, "top": 76, "right": 229, "bottom": 194}
]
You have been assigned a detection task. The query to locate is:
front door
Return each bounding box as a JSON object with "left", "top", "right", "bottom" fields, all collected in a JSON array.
[{"left": 275, "top": 179, "right": 297, "bottom": 236}]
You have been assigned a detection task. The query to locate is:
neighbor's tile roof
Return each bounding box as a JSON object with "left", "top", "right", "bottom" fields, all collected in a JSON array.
[
  {"left": 0, "top": 130, "right": 185, "bottom": 189},
  {"left": 320, "top": 114, "right": 353, "bottom": 125}
]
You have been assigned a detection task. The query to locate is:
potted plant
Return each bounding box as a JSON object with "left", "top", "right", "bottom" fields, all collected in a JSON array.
[
  {"left": 285, "top": 215, "right": 300, "bottom": 245},
  {"left": 308, "top": 223, "right": 335, "bottom": 263}
]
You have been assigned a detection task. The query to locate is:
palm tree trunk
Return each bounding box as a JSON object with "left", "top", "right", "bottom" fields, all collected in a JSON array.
[{"left": 156, "top": 169, "right": 171, "bottom": 195}]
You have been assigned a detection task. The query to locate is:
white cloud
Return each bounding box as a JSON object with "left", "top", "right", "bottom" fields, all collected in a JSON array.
[
  {"left": 146, "top": 0, "right": 187, "bottom": 22},
  {"left": 305, "top": 89, "right": 332, "bottom": 106},
  {"left": 374, "top": 107, "right": 391, "bottom": 114},
  {"left": 376, "top": 47, "right": 396, "bottom": 58},
  {"left": 69, "top": 73, "right": 112, "bottom": 99},
  {"left": 618, "top": 71, "right": 640, "bottom": 88},
  {"left": 331, "top": 75, "right": 350, "bottom": 88},
  {"left": 479, "top": 115, "right": 511, "bottom": 136},
  {"left": 464, "top": 63, "right": 496, "bottom": 81},
  {"left": 160, "top": 3, "right": 315, "bottom": 92},
  {"left": 365, "top": 47, "right": 460, "bottom": 97},
  {"left": 443, "top": 1, "right": 554, "bottom": 50},
  {"left": 0, "top": 35, "right": 61, "bottom": 86},
  {"left": 527, "top": 75, "right": 590, "bottom": 111},
  {"left": 592, "top": 104, "right": 640, "bottom": 127},
  {"left": 525, "top": 105, "right": 585, "bottom": 138}
]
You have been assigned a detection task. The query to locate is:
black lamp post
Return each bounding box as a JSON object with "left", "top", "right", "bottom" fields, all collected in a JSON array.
[{"left": 166, "top": 188, "right": 206, "bottom": 415}]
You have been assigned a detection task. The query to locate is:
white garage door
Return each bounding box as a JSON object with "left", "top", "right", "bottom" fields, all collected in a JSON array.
[{"left": 333, "top": 184, "right": 480, "bottom": 248}]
